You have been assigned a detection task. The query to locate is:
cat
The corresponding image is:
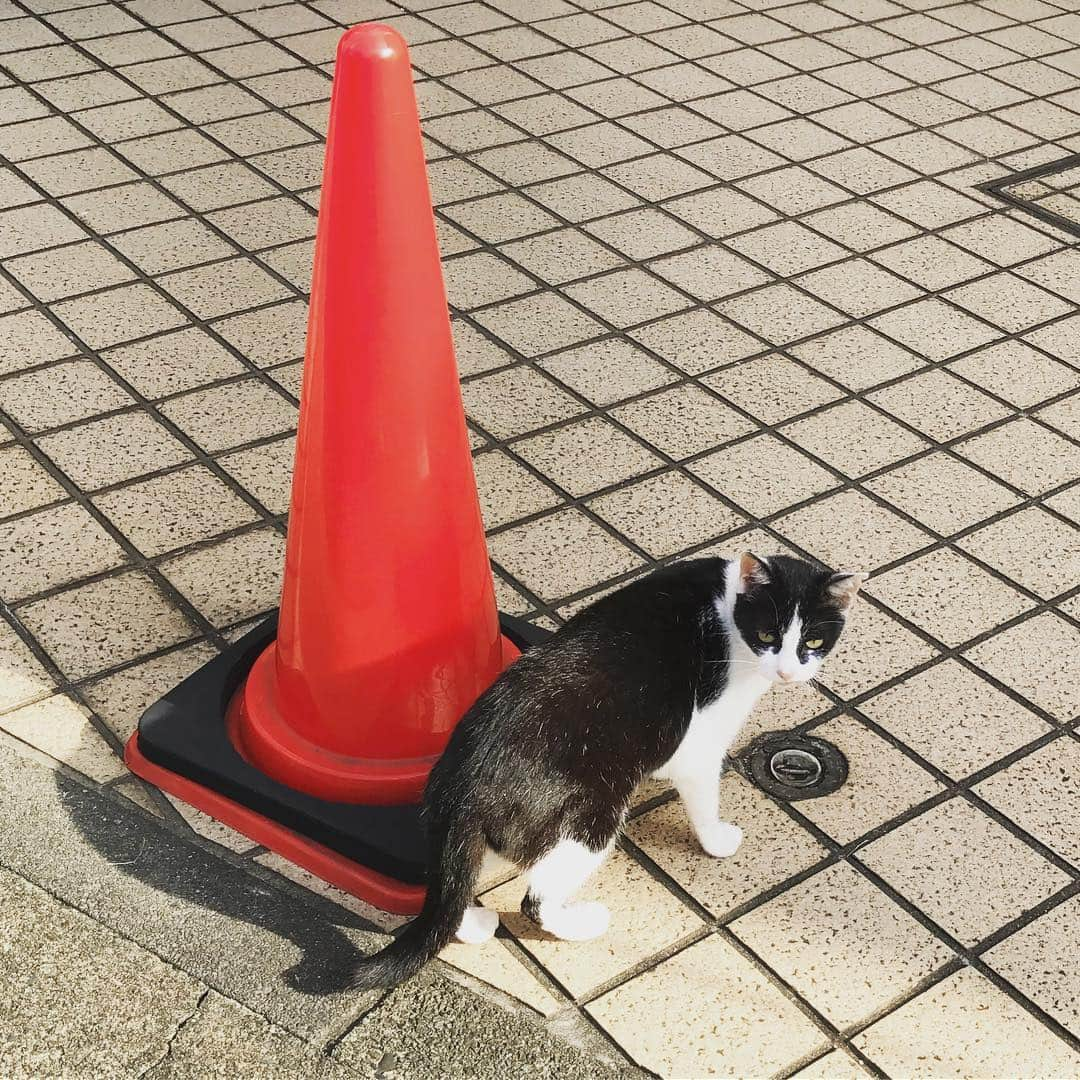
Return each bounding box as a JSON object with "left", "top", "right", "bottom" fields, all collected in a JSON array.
[{"left": 350, "top": 552, "right": 865, "bottom": 989}]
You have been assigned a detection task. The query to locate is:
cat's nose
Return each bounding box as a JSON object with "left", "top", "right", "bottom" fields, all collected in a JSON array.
[{"left": 777, "top": 669, "right": 797, "bottom": 682}]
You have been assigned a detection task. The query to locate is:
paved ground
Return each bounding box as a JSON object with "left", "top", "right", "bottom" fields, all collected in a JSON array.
[{"left": 1, "top": 0, "right": 1079, "bottom": 1076}]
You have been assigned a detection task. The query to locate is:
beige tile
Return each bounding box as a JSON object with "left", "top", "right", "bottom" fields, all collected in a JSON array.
[
  {"left": 792, "top": 1048, "right": 873, "bottom": 1078},
  {"left": 691, "top": 434, "right": 839, "bottom": 517},
  {"left": 861, "top": 660, "right": 1051, "bottom": 780},
  {"left": 868, "top": 549, "right": 1032, "bottom": 648},
  {"left": 731, "top": 861, "right": 953, "bottom": 1028},
  {"left": 514, "top": 418, "right": 663, "bottom": 497},
  {"left": 703, "top": 353, "right": 842, "bottom": 425},
  {"left": 717, "top": 283, "right": 846, "bottom": 346},
  {"left": 865, "top": 453, "right": 1020, "bottom": 535},
  {"left": 0, "top": 360, "right": 133, "bottom": 434},
  {"left": 488, "top": 509, "right": 644, "bottom": 601},
  {"left": 797, "top": 715, "right": 943, "bottom": 843},
  {"left": 775, "top": 490, "right": 933, "bottom": 573},
  {"left": 1047, "top": 483, "right": 1080, "bottom": 526},
  {"left": 482, "top": 849, "right": 702, "bottom": 997},
  {"left": 18, "top": 570, "right": 197, "bottom": 681},
  {"left": 4, "top": 240, "right": 135, "bottom": 303},
  {"left": 788, "top": 324, "right": 925, "bottom": 392},
  {"left": 854, "top": 967, "right": 1080, "bottom": 1078},
  {"left": 564, "top": 268, "right": 691, "bottom": 328},
  {"left": 0, "top": 693, "right": 125, "bottom": 783},
  {"left": 475, "top": 292, "right": 607, "bottom": 357},
  {"left": 784, "top": 401, "right": 929, "bottom": 479},
  {"left": 976, "top": 737, "right": 1080, "bottom": 867},
  {"left": 629, "top": 308, "right": 763, "bottom": 375},
  {"left": 960, "top": 508, "right": 1080, "bottom": 599},
  {"left": 440, "top": 940, "right": 563, "bottom": 1017},
  {"left": 627, "top": 771, "right": 828, "bottom": 918},
  {"left": 611, "top": 384, "right": 755, "bottom": 459},
  {"left": 949, "top": 340, "right": 1080, "bottom": 408},
  {"left": 37, "top": 411, "right": 192, "bottom": 491},
  {"left": 0, "top": 310, "right": 80, "bottom": 377},
  {"left": 587, "top": 934, "right": 827, "bottom": 1078},
  {"left": 0, "top": 619, "right": 53, "bottom": 715},
  {"left": 589, "top": 471, "right": 744, "bottom": 558},
  {"left": 159, "top": 379, "right": 297, "bottom": 453},
  {"left": 500, "top": 227, "right": 625, "bottom": 286},
  {"left": 218, "top": 436, "right": 295, "bottom": 516},
  {"left": 473, "top": 450, "right": 561, "bottom": 530},
  {"left": 0, "top": 445, "right": 66, "bottom": 518},
  {"left": 959, "top": 418, "right": 1080, "bottom": 497},
  {"left": 965, "top": 612, "right": 1080, "bottom": 721},
  {"left": 94, "top": 466, "right": 258, "bottom": 558},
  {"left": 102, "top": 328, "right": 246, "bottom": 399},
  {"left": 858, "top": 797, "right": 1070, "bottom": 946},
  {"left": 869, "top": 298, "right": 1001, "bottom": 362},
  {"left": 583, "top": 207, "right": 699, "bottom": 260},
  {"left": 452, "top": 321, "right": 513, "bottom": 378},
  {"left": 871, "top": 234, "right": 992, "bottom": 291},
  {"left": 0, "top": 203, "right": 87, "bottom": 259},
  {"left": 648, "top": 244, "right": 772, "bottom": 303},
  {"left": 984, "top": 895, "right": 1080, "bottom": 1037},
  {"left": 538, "top": 339, "right": 675, "bottom": 407},
  {"left": 0, "top": 503, "right": 127, "bottom": 603},
  {"left": 158, "top": 258, "right": 292, "bottom": 321},
  {"left": 946, "top": 273, "right": 1073, "bottom": 334},
  {"left": 53, "top": 284, "right": 187, "bottom": 350},
  {"left": 460, "top": 366, "right": 585, "bottom": 439},
  {"left": 82, "top": 641, "right": 217, "bottom": 743},
  {"left": 868, "top": 369, "right": 1010, "bottom": 442},
  {"left": 160, "top": 527, "right": 285, "bottom": 627}
]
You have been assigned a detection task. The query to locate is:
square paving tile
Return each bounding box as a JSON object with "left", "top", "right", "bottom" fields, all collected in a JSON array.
[
  {"left": 868, "top": 369, "right": 1010, "bottom": 443},
  {"left": 861, "top": 659, "right": 1052, "bottom": 781},
  {"left": 0, "top": 618, "right": 53, "bottom": 716},
  {"left": 868, "top": 549, "right": 1033, "bottom": 648},
  {"left": 794, "top": 260, "right": 921, "bottom": 320},
  {"left": 0, "top": 446, "right": 66, "bottom": 519},
  {"left": 218, "top": 437, "right": 295, "bottom": 517},
  {"left": 627, "top": 771, "right": 828, "bottom": 918},
  {"left": 158, "top": 380, "right": 297, "bottom": 454},
  {"left": 857, "top": 797, "right": 1070, "bottom": 946},
  {"left": 703, "top": 353, "right": 841, "bottom": 425},
  {"left": 539, "top": 339, "right": 675, "bottom": 407},
  {"left": 788, "top": 325, "right": 924, "bottom": 392},
  {"left": 472, "top": 449, "right": 561, "bottom": 531},
  {"left": 948, "top": 340, "right": 1080, "bottom": 409},
  {"left": 460, "top": 366, "right": 585, "bottom": 439},
  {"left": 102, "top": 328, "right": 246, "bottom": 399},
  {"left": 629, "top": 309, "right": 763, "bottom": 375},
  {"left": 717, "top": 283, "right": 845, "bottom": 346},
  {"left": 854, "top": 967, "right": 1080, "bottom": 1078},
  {"left": 946, "top": 273, "right": 1073, "bottom": 335},
  {"left": 957, "top": 418, "right": 1080, "bottom": 496},
  {"left": 587, "top": 934, "right": 827, "bottom": 1079},
  {"left": 730, "top": 861, "right": 954, "bottom": 1028},
  {"left": 965, "top": 612, "right": 1080, "bottom": 721},
  {"left": 869, "top": 298, "right": 1002, "bottom": 363},
  {"left": 16, "top": 570, "right": 197, "bottom": 680},
  {"left": 473, "top": 293, "right": 606, "bottom": 356}
]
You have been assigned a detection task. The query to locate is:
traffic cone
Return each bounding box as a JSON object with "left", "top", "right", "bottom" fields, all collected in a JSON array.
[{"left": 125, "top": 24, "right": 534, "bottom": 913}]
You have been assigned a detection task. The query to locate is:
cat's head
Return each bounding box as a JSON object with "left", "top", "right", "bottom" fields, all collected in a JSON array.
[{"left": 732, "top": 552, "right": 866, "bottom": 686}]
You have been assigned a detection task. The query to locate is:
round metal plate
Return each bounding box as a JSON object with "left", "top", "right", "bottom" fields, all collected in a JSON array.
[{"left": 741, "top": 731, "right": 848, "bottom": 802}]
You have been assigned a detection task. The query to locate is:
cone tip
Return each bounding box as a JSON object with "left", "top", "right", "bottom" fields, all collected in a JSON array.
[{"left": 337, "top": 23, "right": 410, "bottom": 64}]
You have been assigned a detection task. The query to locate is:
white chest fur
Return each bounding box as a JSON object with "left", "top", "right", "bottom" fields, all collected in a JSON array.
[{"left": 653, "top": 664, "right": 771, "bottom": 781}]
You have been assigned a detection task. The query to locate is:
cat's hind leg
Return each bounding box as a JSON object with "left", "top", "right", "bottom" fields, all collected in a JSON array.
[
  {"left": 521, "top": 839, "right": 611, "bottom": 941},
  {"left": 673, "top": 767, "right": 742, "bottom": 858}
]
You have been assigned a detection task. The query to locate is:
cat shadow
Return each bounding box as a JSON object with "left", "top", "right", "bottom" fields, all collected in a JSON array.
[{"left": 54, "top": 750, "right": 373, "bottom": 997}]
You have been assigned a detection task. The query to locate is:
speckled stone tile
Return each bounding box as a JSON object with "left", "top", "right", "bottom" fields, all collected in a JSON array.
[
  {"left": 472, "top": 449, "right": 562, "bottom": 531},
  {"left": 868, "top": 368, "right": 1011, "bottom": 442},
  {"left": 857, "top": 797, "right": 1070, "bottom": 946},
  {"left": 958, "top": 417, "right": 1080, "bottom": 497},
  {"left": 488, "top": 509, "right": 644, "bottom": 602},
  {"left": 861, "top": 660, "right": 1052, "bottom": 780},
  {"left": 93, "top": 465, "right": 259, "bottom": 557},
  {"left": 949, "top": 340, "right": 1080, "bottom": 408},
  {"left": 0, "top": 502, "right": 127, "bottom": 603},
  {"left": 792, "top": 1048, "right": 874, "bottom": 1078},
  {"left": 959, "top": 508, "right": 1080, "bottom": 600},
  {"left": 460, "top": 365, "right": 585, "bottom": 439},
  {"left": 81, "top": 640, "right": 218, "bottom": 743},
  {"left": 703, "top": 352, "right": 842, "bottom": 426},
  {"left": 0, "top": 444, "right": 66, "bottom": 518},
  {"left": 627, "top": 770, "right": 828, "bottom": 918},
  {"left": 716, "top": 283, "right": 846, "bottom": 347},
  {"left": 867, "top": 549, "right": 1032, "bottom": 648},
  {"left": 159, "top": 526, "right": 285, "bottom": 627},
  {"left": 975, "top": 737, "right": 1080, "bottom": 867},
  {"left": 538, "top": 338, "right": 675, "bottom": 407},
  {"left": 731, "top": 861, "right": 954, "bottom": 1028},
  {"left": 101, "top": 328, "right": 247, "bottom": 399},
  {"left": 0, "top": 618, "right": 53, "bottom": 716},
  {"left": 0, "top": 693, "right": 125, "bottom": 783},
  {"left": 787, "top": 324, "right": 925, "bottom": 392},
  {"left": 158, "top": 378, "right": 298, "bottom": 453},
  {"left": 218, "top": 436, "right": 295, "bottom": 516},
  {"left": 589, "top": 471, "right": 744, "bottom": 558},
  {"left": 690, "top": 434, "right": 840, "bottom": 518},
  {"left": 865, "top": 452, "right": 1020, "bottom": 535},
  {"left": 965, "top": 612, "right": 1080, "bottom": 721},
  {"left": 17, "top": 570, "right": 197, "bottom": 680},
  {"left": 440, "top": 939, "right": 563, "bottom": 1017},
  {"left": 472, "top": 292, "right": 606, "bottom": 356},
  {"left": 854, "top": 967, "right": 1080, "bottom": 1077},
  {"left": 628, "top": 308, "right": 763, "bottom": 375},
  {"left": 796, "top": 715, "right": 943, "bottom": 843},
  {"left": 587, "top": 934, "right": 827, "bottom": 1078},
  {"left": 984, "top": 895, "right": 1080, "bottom": 1038},
  {"left": 0, "top": 359, "right": 134, "bottom": 433},
  {"left": 482, "top": 848, "right": 703, "bottom": 998}
]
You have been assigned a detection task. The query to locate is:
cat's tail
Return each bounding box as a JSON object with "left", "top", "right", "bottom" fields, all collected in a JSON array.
[{"left": 349, "top": 807, "right": 485, "bottom": 990}]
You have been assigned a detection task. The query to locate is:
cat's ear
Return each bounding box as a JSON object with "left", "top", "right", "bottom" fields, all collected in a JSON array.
[
  {"left": 826, "top": 571, "right": 868, "bottom": 610},
  {"left": 737, "top": 552, "right": 770, "bottom": 594}
]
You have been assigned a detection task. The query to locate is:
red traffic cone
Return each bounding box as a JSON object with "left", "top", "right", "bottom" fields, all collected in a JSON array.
[{"left": 125, "top": 24, "right": 534, "bottom": 913}]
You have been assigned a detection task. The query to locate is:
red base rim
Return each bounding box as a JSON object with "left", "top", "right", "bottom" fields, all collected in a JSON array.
[{"left": 124, "top": 733, "right": 426, "bottom": 915}]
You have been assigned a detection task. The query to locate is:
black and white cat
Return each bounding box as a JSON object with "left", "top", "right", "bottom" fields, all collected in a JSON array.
[{"left": 351, "top": 552, "right": 864, "bottom": 989}]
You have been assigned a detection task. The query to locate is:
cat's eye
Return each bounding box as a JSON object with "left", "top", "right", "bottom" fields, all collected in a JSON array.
[
  {"left": 804, "top": 638, "right": 824, "bottom": 649},
  {"left": 757, "top": 631, "right": 776, "bottom": 644}
]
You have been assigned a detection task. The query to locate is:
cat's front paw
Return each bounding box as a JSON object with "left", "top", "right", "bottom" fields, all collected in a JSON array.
[{"left": 698, "top": 822, "right": 743, "bottom": 858}]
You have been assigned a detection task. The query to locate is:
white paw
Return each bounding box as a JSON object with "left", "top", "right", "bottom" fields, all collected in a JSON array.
[
  {"left": 699, "top": 822, "right": 743, "bottom": 858},
  {"left": 542, "top": 901, "right": 611, "bottom": 942},
  {"left": 455, "top": 906, "right": 499, "bottom": 944}
]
